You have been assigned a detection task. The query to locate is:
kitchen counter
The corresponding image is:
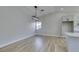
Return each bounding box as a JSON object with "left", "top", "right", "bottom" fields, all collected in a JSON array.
[
  {"left": 65, "top": 32, "right": 79, "bottom": 52},
  {"left": 65, "top": 32, "right": 79, "bottom": 37}
]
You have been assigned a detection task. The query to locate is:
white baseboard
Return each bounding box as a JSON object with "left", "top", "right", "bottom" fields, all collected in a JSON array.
[
  {"left": 37, "top": 34, "right": 65, "bottom": 38},
  {"left": 0, "top": 33, "right": 35, "bottom": 48}
]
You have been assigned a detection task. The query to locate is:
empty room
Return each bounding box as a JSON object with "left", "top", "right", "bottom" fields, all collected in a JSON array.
[{"left": 0, "top": 6, "right": 79, "bottom": 52}]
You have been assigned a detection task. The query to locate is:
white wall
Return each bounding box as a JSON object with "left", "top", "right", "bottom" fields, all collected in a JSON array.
[
  {"left": 37, "top": 13, "right": 63, "bottom": 36},
  {"left": 73, "top": 14, "right": 79, "bottom": 32},
  {"left": 0, "top": 7, "right": 35, "bottom": 46},
  {"left": 37, "top": 12, "right": 75, "bottom": 37}
]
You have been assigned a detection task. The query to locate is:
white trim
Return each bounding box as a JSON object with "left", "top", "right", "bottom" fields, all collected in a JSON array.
[
  {"left": 0, "top": 34, "right": 35, "bottom": 48},
  {"left": 37, "top": 34, "right": 65, "bottom": 38}
]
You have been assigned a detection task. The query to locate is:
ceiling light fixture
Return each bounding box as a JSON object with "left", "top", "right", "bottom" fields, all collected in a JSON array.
[
  {"left": 32, "top": 6, "right": 39, "bottom": 21},
  {"left": 40, "top": 9, "right": 44, "bottom": 12},
  {"left": 60, "top": 8, "right": 64, "bottom": 11}
]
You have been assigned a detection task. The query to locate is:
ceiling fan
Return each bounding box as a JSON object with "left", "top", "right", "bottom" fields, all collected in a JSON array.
[
  {"left": 32, "top": 6, "right": 44, "bottom": 21},
  {"left": 32, "top": 6, "right": 39, "bottom": 21}
]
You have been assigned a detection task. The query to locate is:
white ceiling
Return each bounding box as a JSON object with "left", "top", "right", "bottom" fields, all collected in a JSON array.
[{"left": 23, "top": 6, "right": 79, "bottom": 17}]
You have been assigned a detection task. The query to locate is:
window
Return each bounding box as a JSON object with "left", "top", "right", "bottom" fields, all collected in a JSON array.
[
  {"left": 36, "top": 21, "right": 42, "bottom": 30},
  {"left": 32, "top": 21, "right": 42, "bottom": 31}
]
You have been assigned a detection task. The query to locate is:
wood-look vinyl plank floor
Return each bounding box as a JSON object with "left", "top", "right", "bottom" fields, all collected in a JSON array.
[{"left": 0, "top": 35, "right": 68, "bottom": 52}]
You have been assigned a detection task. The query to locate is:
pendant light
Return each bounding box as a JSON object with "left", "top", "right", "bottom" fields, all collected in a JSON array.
[{"left": 32, "top": 6, "right": 39, "bottom": 21}]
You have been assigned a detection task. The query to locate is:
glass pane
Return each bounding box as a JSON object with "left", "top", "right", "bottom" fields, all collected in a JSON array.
[{"left": 36, "top": 21, "right": 42, "bottom": 30}]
